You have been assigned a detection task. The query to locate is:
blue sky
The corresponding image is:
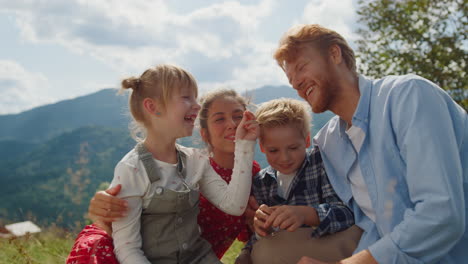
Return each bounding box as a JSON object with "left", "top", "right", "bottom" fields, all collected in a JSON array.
[{"left": 0, "top": 0, "right": 359, "bottom": 114}]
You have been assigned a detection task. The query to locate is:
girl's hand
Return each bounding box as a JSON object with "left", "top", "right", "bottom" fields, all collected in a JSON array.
[
  {"left": 236, "top": 110, "right": 259, "bottom": 141},
  {"left": 88, "top": 184, "right": 128, "bottom": 223}
]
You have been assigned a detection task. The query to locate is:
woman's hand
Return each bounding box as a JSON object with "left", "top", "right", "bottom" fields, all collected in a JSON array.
[
  {"left": 245, "top": 196, "right": 259, "bottom": 231},
  {"left": 88, "top": 184, "right": 128, "bottom": 223},
  {"left": 236, "top": 110, "right": 259, "bottom": 141}
]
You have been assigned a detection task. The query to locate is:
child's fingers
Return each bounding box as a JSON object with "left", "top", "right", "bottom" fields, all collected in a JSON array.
[
  {"left": 258, "top": 204, "right": 274, "bottom": 215},
  {"left": 280, "top": 218, "right": 296, "bottom": 230},
  {"left": 243, "top": 110, "right": 255, "bottom": 121},
  {"left": 264, "top": 207, "right": 283, "bottom": 228},
  {"left": 271, "top": 210, "right": 290, "bottom": 228},
  {"left": 253, "top": 215, "right": 269, "bottom": 236},
  {"left": 286, "top": 221, "right": 301, "bottom": 232}
]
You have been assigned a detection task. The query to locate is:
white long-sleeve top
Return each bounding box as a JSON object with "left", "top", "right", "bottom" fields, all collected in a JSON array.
[{"left": 110, "top": 139, "right": 255, "bottom": 264}]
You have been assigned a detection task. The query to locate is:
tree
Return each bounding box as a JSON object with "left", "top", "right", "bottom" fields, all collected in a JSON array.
[{"left": 355, "top": 0, "right": 467, "bottom": 111}]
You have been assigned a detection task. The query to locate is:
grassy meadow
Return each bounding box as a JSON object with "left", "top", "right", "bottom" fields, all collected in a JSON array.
[{"left": 0, "top": 227, "right": 244, "bottom": 264}]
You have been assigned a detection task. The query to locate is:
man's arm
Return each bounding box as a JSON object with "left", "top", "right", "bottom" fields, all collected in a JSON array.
[{"left": 368, "top": 79, "right": 465, "bottom": 263}]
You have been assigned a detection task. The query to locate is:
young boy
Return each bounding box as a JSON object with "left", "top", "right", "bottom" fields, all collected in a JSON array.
[{"left": 237, "top": 98, "right": 362, "bottom": 264}]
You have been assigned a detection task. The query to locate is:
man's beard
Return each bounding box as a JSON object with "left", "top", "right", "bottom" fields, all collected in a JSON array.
[{"left": 309, "top": 68, "right": 338, "bottom": 114}]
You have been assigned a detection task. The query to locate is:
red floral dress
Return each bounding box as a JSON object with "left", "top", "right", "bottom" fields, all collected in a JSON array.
[
  {"left": 66, "top": 224, "right": 118, "bottom": 264},
  {"left": 66, "top": 159, "right": 261, "bottom": 263},
  {"left": 198, "top": 158, "right": 261, "bottom": 258}
]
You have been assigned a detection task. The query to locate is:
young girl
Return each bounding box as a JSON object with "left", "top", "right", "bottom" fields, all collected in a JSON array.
[
  {"left": 66, "top": 88, "right": 261, "bottom": 263},
  {"left": 82, "top": 65, "right": 258, "bottom": 264}
]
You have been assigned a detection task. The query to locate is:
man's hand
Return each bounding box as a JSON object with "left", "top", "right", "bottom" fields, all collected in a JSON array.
[{"left": 88, "top": 184, "right": 128, "bottom": 223}]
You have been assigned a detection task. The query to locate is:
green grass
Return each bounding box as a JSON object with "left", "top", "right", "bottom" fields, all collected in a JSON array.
[
  {"left": 0, "top": 227, "right": 244, "bottom": 264},
  {"left": 0, "top": 227, "right": 74, "bottom": 264}
]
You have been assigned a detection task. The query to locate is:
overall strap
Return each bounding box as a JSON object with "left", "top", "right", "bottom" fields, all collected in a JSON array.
[
  {"left": 135, "top": 143, "right": 188, "bottom": 183},
  {"left": 175, "top": 145, "right": 187, "bottom": 179},
  {"left": 135, "top": 143, "right": 161, "bottom": 183}
]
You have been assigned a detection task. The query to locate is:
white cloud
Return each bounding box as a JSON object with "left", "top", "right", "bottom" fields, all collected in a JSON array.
[
  {"left": 299, "top": 0, "right": 358, "bottom": 41},
  {"left": 0, "top": 60, "right": 53, "bottom": 114},
  {"left": 0, "top": 0, "right": 359, "bottom": 114},
  {"left": 1, "top": 0, "right": 275, "bottom": 71}
]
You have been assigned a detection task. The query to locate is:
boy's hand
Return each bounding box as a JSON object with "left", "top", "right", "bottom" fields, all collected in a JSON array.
[
  {"left": 236, "top": 111, "right": 259, "bottom": 141},
  {"left": 88, "top": 184, "right": 128, "bottom": 223},
  {"left": 253, "top": 204, "right": 275, "bottom": 237},
  {"left": 264, "top": 205, "right": 317, "bottom": 232}
]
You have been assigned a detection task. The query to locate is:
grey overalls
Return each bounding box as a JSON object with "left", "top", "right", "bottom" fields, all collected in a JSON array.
[{"left": 136, "top": 143, "right": 222, "bottom": 264}]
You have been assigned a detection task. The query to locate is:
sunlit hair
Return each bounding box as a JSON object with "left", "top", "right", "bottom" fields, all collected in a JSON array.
[
  {"left": 273, "top": 24, "right": 356, "bottom": 75},
  {"left": 198, "top": 88, "right": 249, "bottom": 150},
  {"left": 255, "top": 98, "right": 311, "bottom": 141},
  {"left": 120, "top": 64, "right": 198, "bottom": 141}
]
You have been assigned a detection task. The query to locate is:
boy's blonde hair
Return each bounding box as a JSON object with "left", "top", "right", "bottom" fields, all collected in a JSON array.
[
  {"left": 273, "top": 24, "right": 356, "bottom": 75},
  {"left": 255, "top": 98, "right": 311, "bottom": 140},
  {"left": 120, "top": 64, "right": 198, "bottom": 140}
]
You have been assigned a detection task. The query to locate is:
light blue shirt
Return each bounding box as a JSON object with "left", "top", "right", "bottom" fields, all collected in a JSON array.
[{"left": 314, "top": 74, "right": 467, "bottom": 263}]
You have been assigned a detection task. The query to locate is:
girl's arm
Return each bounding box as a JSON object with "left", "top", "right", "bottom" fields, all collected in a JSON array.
[
  {"left": 198, "top": 111, "right": 259, "bottom": 216},
  {"left": 110, "top": 162, "right": 151, "bottom": 264}
]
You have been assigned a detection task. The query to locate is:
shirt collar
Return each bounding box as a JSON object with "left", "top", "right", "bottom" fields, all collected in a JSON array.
[{"left": 338, "top": 75, "right": 373, "bottom": 137}]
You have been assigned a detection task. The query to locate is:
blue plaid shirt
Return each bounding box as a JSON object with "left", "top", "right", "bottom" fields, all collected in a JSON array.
[{"left": 252, "top": 147, "right": 354, "bottom": 239}]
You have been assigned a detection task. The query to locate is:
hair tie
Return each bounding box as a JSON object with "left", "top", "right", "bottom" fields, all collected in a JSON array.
[{"left": 134, "top": 78, "right": 141, "bottom": 90}]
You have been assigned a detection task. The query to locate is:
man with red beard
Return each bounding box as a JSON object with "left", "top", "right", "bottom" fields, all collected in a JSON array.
[{"left": 273, "top": 24, "right": 467, "bottom": 264}]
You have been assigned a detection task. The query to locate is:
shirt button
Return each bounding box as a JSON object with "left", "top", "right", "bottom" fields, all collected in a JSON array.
[
  {"left": 182, "top": 243, "right": 188, "bottom": 250},
  {"left": 155, "top": 187, "right": 163, "bottom": 195},
  {"left": 177, "top": 217, "right": 183, "bottom": 223}
]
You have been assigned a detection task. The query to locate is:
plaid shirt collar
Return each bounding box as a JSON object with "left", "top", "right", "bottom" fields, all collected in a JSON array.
[{"left": 259, "top": 148, "right": 313, "bottom": 182}]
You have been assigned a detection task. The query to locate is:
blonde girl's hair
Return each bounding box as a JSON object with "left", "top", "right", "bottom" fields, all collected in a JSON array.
[
  {"left": 120, "top": 64, "right": 198, "bottom": 141},
  {"left": 198, "top": 88, "right": 250, "bottom": 150},
  {"left": 255, "top": 98, "right": 311, "bottom": 140},
  {"left": 273, "top": 24, "right": 356, "bottom": 75}
]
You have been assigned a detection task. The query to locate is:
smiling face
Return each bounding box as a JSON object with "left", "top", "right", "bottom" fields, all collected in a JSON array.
[
  {"left": 260, "top": 124, "right": 310, "bottom": 175},
  {"left": 159, "top": 85, "right": 200, "bottom": 138},
  {"left": 285, "top": 45, "right": 338, "bottom": 114},
  {"left": 202, "top": 96, "right": 245, "bottom": 155}
]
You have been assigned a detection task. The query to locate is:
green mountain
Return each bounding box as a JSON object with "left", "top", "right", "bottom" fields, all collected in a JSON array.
[
  {"left": 0, "top": 89, "right": 130, "bottom": 143},
  {"left": 0, "top": 85, "right": 334, "bottom": 228},
  {"left": 0, "top": 126, "right": 134, "bottom": 228}
]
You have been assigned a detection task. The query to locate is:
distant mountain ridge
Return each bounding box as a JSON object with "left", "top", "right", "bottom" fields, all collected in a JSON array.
[{"left": 0, "top": 89, "right": 130, "bottom": 143}]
